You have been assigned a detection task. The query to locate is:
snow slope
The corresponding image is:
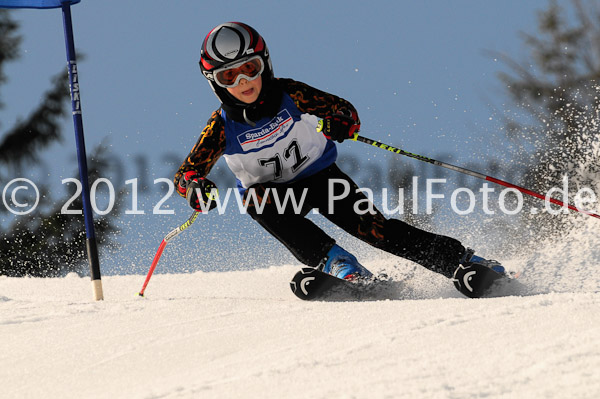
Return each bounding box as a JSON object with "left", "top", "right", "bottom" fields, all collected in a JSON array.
[{"left": 2, "top": 254, "right": 600, "bottom": 399}]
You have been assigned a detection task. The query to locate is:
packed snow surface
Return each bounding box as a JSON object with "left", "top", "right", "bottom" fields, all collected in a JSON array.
[{"left": 2, "top": 245, "right": 600, "bottom": 399}]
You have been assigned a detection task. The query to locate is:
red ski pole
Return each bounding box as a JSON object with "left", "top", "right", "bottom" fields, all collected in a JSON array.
[
  {"left": 138, "top": 211, "right": 201, "bottom": 296},
  {"left": 352, "top": 134, "right": 600, "bottom": 219}
]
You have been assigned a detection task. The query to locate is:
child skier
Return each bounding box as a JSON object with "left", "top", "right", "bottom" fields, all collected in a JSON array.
[{"left": 174, "top": 22, "right": 504, "bottom": 290}]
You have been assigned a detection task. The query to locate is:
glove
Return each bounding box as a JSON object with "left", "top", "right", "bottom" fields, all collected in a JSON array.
[
  {"left": 178, "top": 171, "right": 219, "bottom": 211},
  {"left": 320, "top": 112, "right": 360, "bottom": 143}
]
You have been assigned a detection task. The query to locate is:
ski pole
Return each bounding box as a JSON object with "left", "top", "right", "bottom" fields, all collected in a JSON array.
[
  {"left": 351, "top": 133, "right": 600, "bottom": 219},
  {"left": 138, "top": 210, "right": 201, "bottom": 296}
]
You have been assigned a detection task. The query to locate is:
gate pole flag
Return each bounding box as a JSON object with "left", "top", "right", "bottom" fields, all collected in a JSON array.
[{"left": 0, "top": 0, "right": 104, "bottom": 300}]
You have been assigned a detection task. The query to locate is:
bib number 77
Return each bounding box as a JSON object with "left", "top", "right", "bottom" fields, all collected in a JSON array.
[{"left": 257, "top": 139, "right": 310, "bottom": 180}]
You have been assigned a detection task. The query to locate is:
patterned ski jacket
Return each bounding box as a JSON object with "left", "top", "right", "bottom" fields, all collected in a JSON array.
[{"left": 174, "top": 78, "right": 360, "bottom": 196}]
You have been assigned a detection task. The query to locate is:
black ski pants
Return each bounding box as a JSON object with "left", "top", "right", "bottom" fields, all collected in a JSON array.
[{"left": 245, "top": 164, "right": 465, "bottom": 278}]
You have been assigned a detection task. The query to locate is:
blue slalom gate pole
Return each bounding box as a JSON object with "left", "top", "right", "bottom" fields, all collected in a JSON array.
[
  {"left": 0, "top": 1, "right": 103, "bottom": 300},
  {"left": 61, "top": 2, "right": 103, "bottom": 300}
]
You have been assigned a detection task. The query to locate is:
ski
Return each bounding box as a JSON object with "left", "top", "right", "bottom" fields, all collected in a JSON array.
[
  {"left": 290, "top": 267, "right": 364, "bottom": 301},
  {"left": 452, "top": 263, "right": 521, "bottom": 298},
  {"left": 290, "top": 265, "right": 523, "bottom": 301}
]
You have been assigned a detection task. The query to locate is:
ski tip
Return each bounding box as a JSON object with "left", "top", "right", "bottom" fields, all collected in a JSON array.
[{"left": 137, "top": 292, "right": 145, "bottom": 297}]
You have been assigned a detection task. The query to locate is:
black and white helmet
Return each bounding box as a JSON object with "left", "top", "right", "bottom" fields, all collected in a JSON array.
[{"left": 199, "top": 22, "right": 274, "bottom": 107}]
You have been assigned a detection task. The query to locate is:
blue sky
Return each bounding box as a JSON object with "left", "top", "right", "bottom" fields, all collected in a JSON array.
[{"left": 1, "top": 0, "right": 548, "bottom": 274}]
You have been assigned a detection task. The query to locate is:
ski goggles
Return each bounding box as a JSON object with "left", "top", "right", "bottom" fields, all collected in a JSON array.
[{"left": 212, "top": 55, "right": 264, "bottom": 88}]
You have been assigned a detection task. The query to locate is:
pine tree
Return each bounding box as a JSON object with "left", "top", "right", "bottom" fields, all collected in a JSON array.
[{"left": 496, "top": 0, "right": 600, "bottom": 240}]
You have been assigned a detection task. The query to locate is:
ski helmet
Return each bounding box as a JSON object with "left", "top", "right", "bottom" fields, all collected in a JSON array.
[{"left": 199, "top": 22, "right": 274, "bottom": 107}]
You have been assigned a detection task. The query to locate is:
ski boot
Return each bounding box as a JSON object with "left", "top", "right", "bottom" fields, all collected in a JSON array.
[
  {"left": 319, "top": 244, "right": 373, "bottom": 281},
  {"left": 462, "top": 249, "right": 506, "bottom": 274},
  {"left": 452, "top": 248, "right": 507, "bottom": 298}
]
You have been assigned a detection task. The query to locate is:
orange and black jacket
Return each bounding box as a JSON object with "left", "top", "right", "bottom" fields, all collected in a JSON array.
[{"left": 174, "top": 78, "right": 360, "bottom": 197}]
